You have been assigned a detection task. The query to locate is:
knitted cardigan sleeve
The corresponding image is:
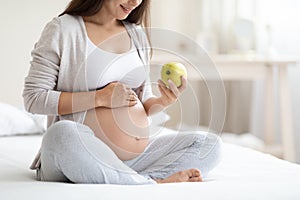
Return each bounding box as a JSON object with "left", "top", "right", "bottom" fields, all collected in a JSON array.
[{"left": 23, "top": 17, "right": 62, "bottom": 115}]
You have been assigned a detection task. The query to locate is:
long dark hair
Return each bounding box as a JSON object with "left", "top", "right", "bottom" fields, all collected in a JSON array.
[{"left": 59, "top": 0, "right": 151, "bottom": 28}]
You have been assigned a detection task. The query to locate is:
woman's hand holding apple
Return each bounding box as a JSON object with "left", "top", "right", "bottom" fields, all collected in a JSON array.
[
  {"left": 158, "top": 75, "right": 187, "bottom": 107},
  {"left": 143, "top": 62, "right": 188, "bottom": 114}
]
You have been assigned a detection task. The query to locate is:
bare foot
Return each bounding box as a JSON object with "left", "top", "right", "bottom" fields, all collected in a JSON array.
[{"left": 155, "top": 168, "right": 202, "bottom": 183}]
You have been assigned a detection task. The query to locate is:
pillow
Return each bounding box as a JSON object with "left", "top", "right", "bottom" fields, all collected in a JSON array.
[{"left": 0, "top": 102, "right": 46, "bottom": 136}]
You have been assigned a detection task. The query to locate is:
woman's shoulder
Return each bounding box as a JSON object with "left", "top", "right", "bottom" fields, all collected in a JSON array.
[
  {"left": 42, "top": 14, "right": 82, "bottom": 33},
  {"left": 58, "top": 14, "right": 81, "bottom": 24},
  {"left": 57, "top": 14, "right": 83, "bottom": 30}
]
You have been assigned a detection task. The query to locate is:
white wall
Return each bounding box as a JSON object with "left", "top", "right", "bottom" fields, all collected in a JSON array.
[
  {"left": 151, "top": 0, "right": 202, "bottom": 39},
  {"left": 0, "top": 0, "right": 70, "bottom": 107}
]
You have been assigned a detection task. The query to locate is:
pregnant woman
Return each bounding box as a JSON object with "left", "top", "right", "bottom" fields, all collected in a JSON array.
[{"left": 23, "top": 0, "right": 222, "bottom": 184}]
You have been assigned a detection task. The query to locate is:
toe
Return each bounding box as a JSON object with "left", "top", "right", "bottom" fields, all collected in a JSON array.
[
  {"left": 189, "top": 168, "right": 201, "bottom": 177},
  {"left": 188, "top": 176, "right": 203, "bottom": 182}
]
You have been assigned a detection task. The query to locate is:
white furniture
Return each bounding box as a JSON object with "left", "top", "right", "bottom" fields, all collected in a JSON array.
[{"left": 151, "top": 52, "right": 299, "bottom": 162}]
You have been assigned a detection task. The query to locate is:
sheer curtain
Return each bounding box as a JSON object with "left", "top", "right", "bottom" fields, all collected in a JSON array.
[
  {"left": 199, "top": 0, "right": 300, "bottom": 162},
  {"left": 197, "top": 0, "right": 257, "bottom": 134}
]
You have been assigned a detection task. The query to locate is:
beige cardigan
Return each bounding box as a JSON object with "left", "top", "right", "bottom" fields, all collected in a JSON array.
[{"left": 23, "top": 14, "right": 153, "bottom": 170}]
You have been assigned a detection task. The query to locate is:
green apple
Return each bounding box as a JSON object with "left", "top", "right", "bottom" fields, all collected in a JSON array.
[{"left": 161, "top": 62, "right": 187, "bottom": 87}]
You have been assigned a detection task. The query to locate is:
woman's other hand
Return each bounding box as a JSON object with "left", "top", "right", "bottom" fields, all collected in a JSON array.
[
  {"left": 157, "top": 76, "right": 187, "bottom": 107},
  {"left": 96, "top": 82, "right": 138, "bottom": 108}
]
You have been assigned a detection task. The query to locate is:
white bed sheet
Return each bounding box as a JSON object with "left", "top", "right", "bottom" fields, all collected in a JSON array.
[{"left": 1, "top": 135, "right": 300, "bottom": 200}]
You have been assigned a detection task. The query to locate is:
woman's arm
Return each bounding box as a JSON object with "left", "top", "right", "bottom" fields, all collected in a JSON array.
[
  {"left": 58, "top": 91, "right": 98, "bottom": 115},
  {"left": 143, "top": 77, "right": 187, "bottom": 116},
  {"left": 23, "top": 18, "right": 62, "bottom": 115},
  {"left": 58, "top": 82, "right": 138, "bottom": 115}
]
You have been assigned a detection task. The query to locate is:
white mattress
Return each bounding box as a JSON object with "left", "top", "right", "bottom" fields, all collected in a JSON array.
[{"left": 1, "top": 135, "right": 300, "bottom": 200}]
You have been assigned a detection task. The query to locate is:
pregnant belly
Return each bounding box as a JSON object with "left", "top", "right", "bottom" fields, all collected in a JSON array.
[{"left": 84, "top": 100, "right": 149, "bottom": 161}]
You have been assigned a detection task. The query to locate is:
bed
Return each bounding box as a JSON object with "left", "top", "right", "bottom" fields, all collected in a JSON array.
[{"left": 1, "top": 103, "right": 300, "bottom": 200}]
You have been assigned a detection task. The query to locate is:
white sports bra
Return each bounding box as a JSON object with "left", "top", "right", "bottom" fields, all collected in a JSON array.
[{"left": 86, "top": 37, "right": 146, "bottom": 90}]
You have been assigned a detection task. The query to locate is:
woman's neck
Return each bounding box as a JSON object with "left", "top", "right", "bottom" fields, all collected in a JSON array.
[{"left": 83, "top": 8, "right": 121, "bottom": 29}]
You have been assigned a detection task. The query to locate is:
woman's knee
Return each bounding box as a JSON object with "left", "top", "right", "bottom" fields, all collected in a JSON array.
[
  {"left": 188, "top": 132, "right": 223, "bottom": 176},
  {"left": 208, "top": 133, "right": 222, "bottom": 159},
  {"left": 206, "top": 133, "right": 223, "bottom": 152},
  {"left": 204, "top": 133, "right": 223, "bottom": 168},
  {"left": 42, "top": 120, "right": 89, "bottom": 148},
  {"left": 191, "top": 132, "right": 223, "bottom": 162}
]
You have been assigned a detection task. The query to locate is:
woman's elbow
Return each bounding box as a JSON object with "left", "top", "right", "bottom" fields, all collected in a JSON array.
[{"left": 22, "top": 92, "right": 37, "bottom": 114}]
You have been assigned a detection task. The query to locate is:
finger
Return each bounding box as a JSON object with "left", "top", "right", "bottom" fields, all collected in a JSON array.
[
  {"left": 126, "top": 94, "right": 138, "bottom": 101},
  {"left": 158, "top": 81, "right": 176, "bottom": 100},
  {"left": 127, "top": 89, "right": 137, "bottom": 97},
  {"left": 167, "top": 79, "right": 180, "bottom": 97},
  {"left": 158, "top": 79, "right": 173, "bottom": 92},
  {"left": 178, "top": 76, "right": 187, "bottom": 92},
  {"left": 128, "top": 99, "right": 138, "bottom": 107},
  {"left": 158, "top": 85, "right": 177, "bottom": 106},
  {"left": 158, "top": 79, "right": 167, "bottom": 87}
]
